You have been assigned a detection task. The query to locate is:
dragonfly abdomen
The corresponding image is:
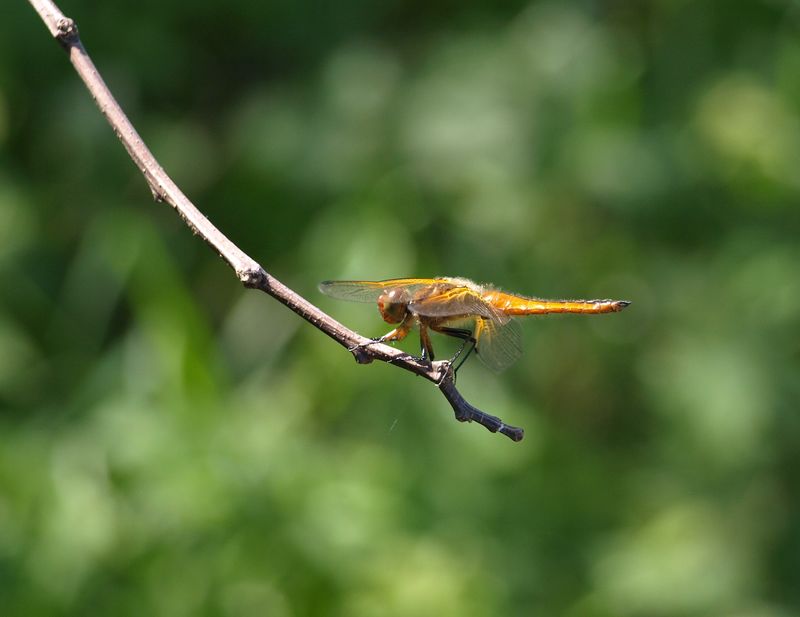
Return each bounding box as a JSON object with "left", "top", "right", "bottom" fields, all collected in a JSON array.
[{"left": 483, "top": 292, "right": 630, "bottom": 316}]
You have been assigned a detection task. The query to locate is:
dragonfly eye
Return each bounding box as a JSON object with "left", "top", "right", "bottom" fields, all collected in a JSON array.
[{"left": 376, "top": 289, "right": 409, "bottom": 324}]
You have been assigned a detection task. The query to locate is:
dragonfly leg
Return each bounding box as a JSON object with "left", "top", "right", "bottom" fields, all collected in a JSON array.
[
  {"left": 378, "top": 321, "right": 413, "bottom": 344},
  {"left": 452, "top": 339, "right": 476, "bottom": 374},
  {"left": 418, "top": 324, "right": 436, "bottom": 364},
  {"left": 433, "top": 326, "right": 477, "bottom": 375},
  {"left": 347, "top": 319, "right": 412, "bottom": 353}
]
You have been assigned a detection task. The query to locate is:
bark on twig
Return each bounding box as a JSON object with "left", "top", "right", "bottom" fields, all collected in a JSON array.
[{"left": 26, "top": 0, "right": 524, "bottom": 442}]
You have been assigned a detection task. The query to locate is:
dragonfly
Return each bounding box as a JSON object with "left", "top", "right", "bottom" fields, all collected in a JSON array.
[{"left": 319, "top": 277, "right": 630, "bottom": 372}]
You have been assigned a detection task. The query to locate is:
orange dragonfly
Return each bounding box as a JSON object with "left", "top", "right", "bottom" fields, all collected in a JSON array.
[{"left": 319, "top": 277, "right": 630, "bottom": 372}]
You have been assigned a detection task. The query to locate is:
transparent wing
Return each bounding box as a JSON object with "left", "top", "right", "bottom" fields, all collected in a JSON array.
[
  {"left": 318, "top": 278, "right": 438, "bottom": 303},
  {"left": 411, "top": 286, "right": 510, "bottom": 323},
  {"left": 473, "top": 317, "right": 522, "bottom": 372}
]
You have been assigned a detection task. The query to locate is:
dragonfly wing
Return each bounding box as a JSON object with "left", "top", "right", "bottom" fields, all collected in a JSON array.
[
  {"left": 411, "top": 286, "right": 510, "bottom": 324},
  {"left": 318, "top": 278, "right": 436, "bottom": 303},
  {"left": 474, "top": 317, "right": 522, "bottom": 372}
]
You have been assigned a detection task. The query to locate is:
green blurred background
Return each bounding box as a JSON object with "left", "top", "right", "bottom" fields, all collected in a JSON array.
[{"left": 2, "top": 0, "right": 800, "bottom": 615}]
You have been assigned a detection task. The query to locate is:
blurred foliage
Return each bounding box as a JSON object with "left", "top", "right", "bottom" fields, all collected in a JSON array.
[{"left": 1, "top": 0, "right": 800, "bottom": 615}]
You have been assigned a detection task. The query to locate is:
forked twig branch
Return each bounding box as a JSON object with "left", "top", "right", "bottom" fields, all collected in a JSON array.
[{"left": 27, "top": 0, "right": 524, "bottom": 442}]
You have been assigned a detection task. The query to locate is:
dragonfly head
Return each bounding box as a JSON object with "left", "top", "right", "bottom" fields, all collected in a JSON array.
[{"left": 376, "top": 288, "right": 410, "bottom": 324}]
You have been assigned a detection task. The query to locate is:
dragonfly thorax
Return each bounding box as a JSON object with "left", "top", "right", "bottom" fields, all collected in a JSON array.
[{"left": 376, "top": 288, "right": 410, "bottom": 324}]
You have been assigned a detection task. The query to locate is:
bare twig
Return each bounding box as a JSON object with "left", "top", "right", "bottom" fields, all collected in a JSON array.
[{"left": 26, "top": 0, "right": 524, "bottom": 442}]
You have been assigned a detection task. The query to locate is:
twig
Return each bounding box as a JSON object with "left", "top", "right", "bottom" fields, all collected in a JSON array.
[{"left": 26, "top": 0, "right": 524, "bottom": 442}]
